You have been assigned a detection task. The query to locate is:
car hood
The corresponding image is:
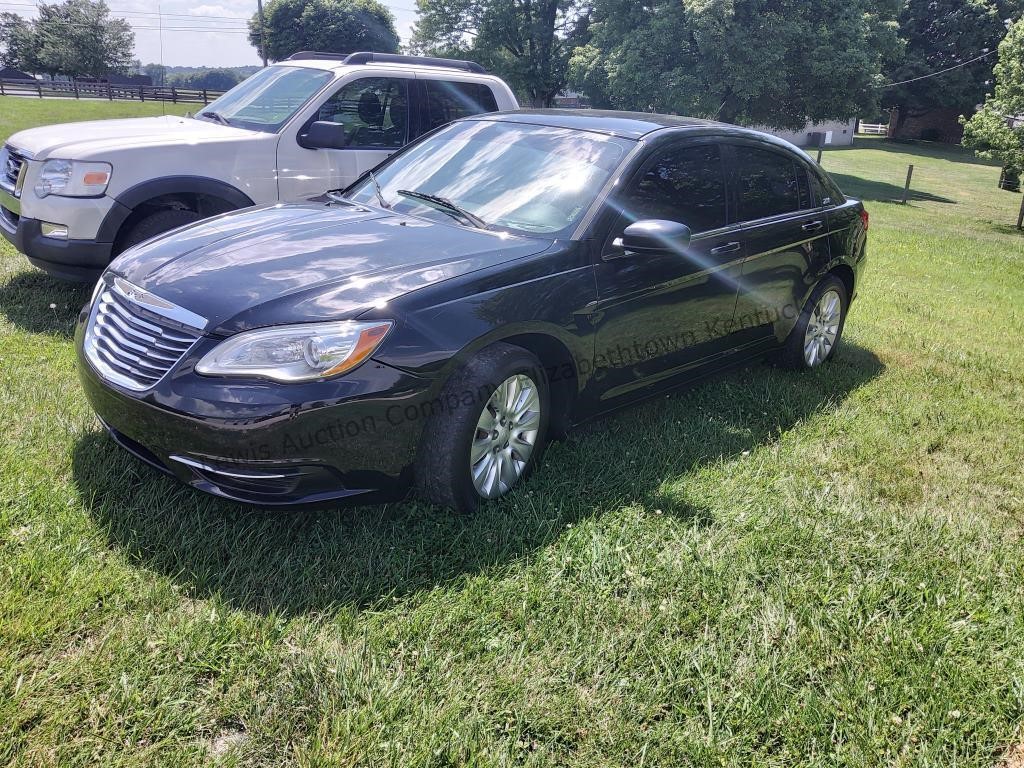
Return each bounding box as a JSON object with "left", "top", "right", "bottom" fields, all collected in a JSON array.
[
  {"left": 109, "top": 202, "right": 551, "bottom": 335},
  {"left": 6, "top": 116, "right": 258, "bottom": 160}
]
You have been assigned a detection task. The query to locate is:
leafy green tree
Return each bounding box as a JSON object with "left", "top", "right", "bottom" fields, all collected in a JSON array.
[
  {"left": 169, "top": 68, "right": 243, "bottom": 91},
  {"left": 568, "top": 0, "right": 901, "bottom": 130},
  {"left": 883, "top": 0, "right": 1021, "bottom": 131},
  {"left": 962, "top": 19, "right": 1024, "bottom": 205},
  {"left": 411, "top": 0, "right": 590, "bottom": 106},
  {"left": 31, "top": 0, "right": 134, "bottom": 78},
  {"left": 0, "top": 11, "right": 35, "bottom": 71},
  {"left": 248, "top": 0, "right": 399, "bottom": 62},
  {"left": 143, "top": 62, "right": 168, "bottom": 87}
]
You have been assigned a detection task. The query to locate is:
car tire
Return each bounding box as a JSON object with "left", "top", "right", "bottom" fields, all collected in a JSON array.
[
  {"left": 779, "top": 275, "right": 849, "bottom": 370},
  {"left": 117, "top": 208, "right": 203, "bottom": 254},
  {"left": 415, "top": 343, "right": 550, "bottom": 513}
]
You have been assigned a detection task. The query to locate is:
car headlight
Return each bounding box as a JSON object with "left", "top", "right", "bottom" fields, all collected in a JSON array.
[
  {"left": 195, "top": 321, "right": 392, "bottom": 383},
  {"left": 35, "top": 159, "right": 112, "bottom": 198}
]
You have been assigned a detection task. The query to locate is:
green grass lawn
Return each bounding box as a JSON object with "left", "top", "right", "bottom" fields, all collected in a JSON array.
[{"left": 2, "top": 100, "right": 1024, "bottom": 766}]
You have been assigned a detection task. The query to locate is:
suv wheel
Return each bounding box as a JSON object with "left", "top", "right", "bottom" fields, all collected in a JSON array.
[
  {"left": 415, "top": 343, "right": 549, "bottom": 512},
  {"left": 779, "top": 276, "right": 849, "bottom": 370},
  {"left": 117, "top": 208, "right": 203, "bottom": 254}
]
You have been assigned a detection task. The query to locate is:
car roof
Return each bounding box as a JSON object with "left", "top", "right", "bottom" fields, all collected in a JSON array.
[
  {"left": 466, "top": 109, "right": 731, "bottom": 139},
  {"left": 280, "top": 58, "right": 503, "bottom": 80}
]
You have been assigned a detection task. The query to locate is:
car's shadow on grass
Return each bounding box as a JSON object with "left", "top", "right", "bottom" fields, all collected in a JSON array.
[
  {"left": 826, "top": 172, "right": 957, "bottom": 206},
  {"left": 0, "top": 270, "right": 90, "bottom": 337},
  {"left": 72, "top": 343, "right": 884, "bottom": 616}
]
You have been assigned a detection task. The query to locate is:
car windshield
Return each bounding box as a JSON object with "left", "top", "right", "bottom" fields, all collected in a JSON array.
[
  {"left": 196, "top": 66, "right": 333, "bottom": 133},
  {"left": 345, "top": 120, "right": 632, "bottom": 236}
]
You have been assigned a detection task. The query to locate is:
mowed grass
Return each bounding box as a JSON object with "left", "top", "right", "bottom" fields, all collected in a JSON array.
[
  {"left": 0, "top": 95, "right": 193, "bottom": 139},
  {"left": 2, "top": 97, "right": 1024, "bottom": 765}
]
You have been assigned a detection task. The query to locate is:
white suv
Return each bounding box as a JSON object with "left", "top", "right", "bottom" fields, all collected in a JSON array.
[{"left": 0, "top": 52, "right": 518, "bottom": 282}]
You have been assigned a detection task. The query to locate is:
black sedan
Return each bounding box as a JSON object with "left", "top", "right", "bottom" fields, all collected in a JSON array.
[{"left": 75, "top": 110, "right": 868, "bottom": 511}]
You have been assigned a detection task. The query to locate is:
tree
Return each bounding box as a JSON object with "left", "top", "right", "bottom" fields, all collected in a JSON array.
[
  {"left": 248, "top": 0, "right": 399, "bottom": 62},
  {"left": 144, "top": 62, "right": 168, "bottom": 87},
  {"left": 0, "top": 12, "right": 34, "bottom": 71},
  {"left": 411, "top": 0, "right": 590, "bottom": 106},
  {"left": 28, "top": 0, "right": 134, "bottom": 78},
  {"left": 169, "top": 68, "right": 243, "bottom": 91},
  {"left": 883, "top": 0, "right": 1021, "bottom": 132},
  {"left": 963, "top": 19, "right": 1024, "bottom": 217},
  {"left": 567, "top": 0, "right": 901, "bottom": 130}
]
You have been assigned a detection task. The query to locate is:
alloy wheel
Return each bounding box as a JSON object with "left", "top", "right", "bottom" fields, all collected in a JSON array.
[
  {"left": 803, "top": 289, "right": 842, "bottom": 367},
  {"left": 470, "top": 373, "right": 541, "bottom": 499}
]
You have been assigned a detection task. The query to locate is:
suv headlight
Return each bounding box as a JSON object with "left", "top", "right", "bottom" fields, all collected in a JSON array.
[
  {"left": 195, "top": 321, "right": 392, "bottom": 383},
  {"left": 35, "top": 159, "right": 112, "bottom": 198}
]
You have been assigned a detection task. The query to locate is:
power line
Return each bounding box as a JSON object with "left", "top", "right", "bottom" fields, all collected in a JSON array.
[{"left": 880, "top": 51, "right": 994, "bottom": 89}]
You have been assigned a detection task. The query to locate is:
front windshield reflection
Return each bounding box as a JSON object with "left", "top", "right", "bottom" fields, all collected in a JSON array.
[{"left": 346, "top": 120, "right": 632, "bottom": 237}]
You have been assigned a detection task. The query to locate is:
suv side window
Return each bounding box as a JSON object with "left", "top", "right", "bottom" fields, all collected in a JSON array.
[
  {"left": 315, "top": 77, "right": 409, "bottom": 149},
  {"left": 421, "top": 80, "right": 499, "bottom": 134},
  {"left": 618, "top": 143, "right": 728, "bottom": 233},
  {"left": 734, "top": 145, "right": 802, "bottom": 221}
]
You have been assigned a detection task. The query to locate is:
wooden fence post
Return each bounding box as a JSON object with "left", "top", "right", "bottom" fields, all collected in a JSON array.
[
  {"left": 171, "top": 87, "right": 177, "bottom": 104},
  {"left": 139, "top": 85, "right": 144, "bottom": 102},
  {"left": 73, "top": 81, "right": 79, "bottom": 99},
  {"left": 0, "top": 81, "right": 5, "bottom": 97},
  {"left": 816, "top": 148, "right": 823, "bottom": 164},
  {"left": 202, "top": 89, "right": 208, "bottom": 104},
  {"left": 37, "top": 81, "right": 42, "bottom": 98},
  {"left": 1017, "top": 194, "right": 1024, "bottom": 231},
  {"left": 901, "top": 165, "right": 915, "bottom": 204}
]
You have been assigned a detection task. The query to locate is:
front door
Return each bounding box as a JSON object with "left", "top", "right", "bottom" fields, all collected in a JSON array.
[
  {"left": 277, "top": 75, "right": 412, "bottom": 201},
  {"left": 591, "top": 140, "right": 745, "bottom": 403}
]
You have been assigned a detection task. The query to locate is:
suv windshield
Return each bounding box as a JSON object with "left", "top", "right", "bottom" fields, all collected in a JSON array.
[
  {"left": 197, "top": 66, "right": 333, "bottom": 133},
  {"left": 345, "top": 120, "right": 632, "bottom": 236}
]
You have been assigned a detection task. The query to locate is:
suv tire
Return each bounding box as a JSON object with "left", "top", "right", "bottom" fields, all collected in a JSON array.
[{"left": 117, "top": 208, "right": 203, "bottom": 254}]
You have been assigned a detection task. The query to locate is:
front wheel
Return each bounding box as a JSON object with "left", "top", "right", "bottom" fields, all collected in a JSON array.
[
  {"left": 779, "top": 276, "right": 849, "bottom": 370},
  {"left": 415, "top": 343, "right": 549, "bottom": 512}
]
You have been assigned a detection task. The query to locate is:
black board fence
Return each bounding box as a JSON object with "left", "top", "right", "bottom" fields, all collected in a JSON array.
[{"left": 0, "top": 78, "right": 226, "bottom": 105}]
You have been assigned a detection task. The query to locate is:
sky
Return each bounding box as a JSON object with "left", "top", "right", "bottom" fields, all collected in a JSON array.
[{"left": 0, "top": 0, "right": 420, "bottom": 68}]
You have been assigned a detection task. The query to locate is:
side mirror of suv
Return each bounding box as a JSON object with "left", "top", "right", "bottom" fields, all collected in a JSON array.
[
  {"left": 612, "top": 219, "right": 692, "bottom": 257},
  {"left": 299, "top": 121, "right": 348, "bottom": 150}
]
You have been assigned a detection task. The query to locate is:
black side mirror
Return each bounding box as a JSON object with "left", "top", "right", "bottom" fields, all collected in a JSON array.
[
  {"left": 298, "top": 121, "right": 348, "bottom": 150},
  {"left": 612, "top": 219, "right": 692, "bottom": 257}
]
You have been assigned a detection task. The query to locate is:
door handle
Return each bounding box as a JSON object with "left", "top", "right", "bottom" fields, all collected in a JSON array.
[
  {"left": 710, "top": 242, "right": 741, "bottom": 256},
  {"left": 802, "top": 220, "right": 825, "bottom": 233}
]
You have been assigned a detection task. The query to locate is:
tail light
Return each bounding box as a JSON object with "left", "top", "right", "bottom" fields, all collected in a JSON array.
[{"left": 860, "top": 208, "right": 870, "bottom": 232}]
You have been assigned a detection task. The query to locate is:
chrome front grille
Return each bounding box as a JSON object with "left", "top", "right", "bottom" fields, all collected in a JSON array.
[
  {"left": 84, "top": 279, "right": 204, "bottom": 391},
  {"left": 2, "top": 146, "right": 25, "bottom": 193}
]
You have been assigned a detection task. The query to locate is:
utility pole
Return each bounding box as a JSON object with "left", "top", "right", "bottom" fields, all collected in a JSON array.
[{"left": 257, "top": 0, "right": 268, "bottom": 67}]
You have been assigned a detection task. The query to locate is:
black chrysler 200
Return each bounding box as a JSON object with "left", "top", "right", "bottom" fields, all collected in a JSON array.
[{"left": 75, "top": 110, "right": 867, "bottom": 511}]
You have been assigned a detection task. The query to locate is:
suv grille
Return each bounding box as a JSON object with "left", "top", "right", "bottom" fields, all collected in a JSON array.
[
  {"left": 84, "top": 282, "right": 202, "bottom": 391},
  {"left": 3, "top": 147, "right": 25, "bottom": 192}
]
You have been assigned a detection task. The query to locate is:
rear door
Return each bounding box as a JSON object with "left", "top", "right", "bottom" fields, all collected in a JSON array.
[
  {"left": 729, "top": 142, "right": 832, "bottom": 337},
  {"left": 410, "top": 76, "right": 501, "bottom": 140}
]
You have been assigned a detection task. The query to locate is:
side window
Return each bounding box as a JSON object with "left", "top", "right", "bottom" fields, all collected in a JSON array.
[
  {"left": 421, "top": 80, "right": 499, "bottom": 134},
  {"left": 314, "top": 77, "right": 409, "bottom": 149},
  {"left": 734, "top": 146, "right": 801, "bottom": 221},
  {"left": 808, "top": 169, "right": 843, "bottom": 207},
  {"left": 617, "top": 143, "right": 728, "bottom": 233}
]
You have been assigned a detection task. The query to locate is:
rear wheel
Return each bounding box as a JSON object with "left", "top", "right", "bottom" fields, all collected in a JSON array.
[
  {"left": 415, "top": 343, "right": 549, "bottom": 512},
  {"left": 779, "top": 276, "right": 848, "bottom": 370},
  {"left": 116, "top": 208, "right": 203, "bottom": 254}
]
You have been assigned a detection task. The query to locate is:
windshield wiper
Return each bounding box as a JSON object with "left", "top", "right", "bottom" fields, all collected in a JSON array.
[
  {"left": 199, "top": 110, "right": 231, "bottom": 126},
  {"left": 396, "top": 189, "right": 487, "bottom": 229},
  {"left": 368, "top": 170, "right": 390, "bottom": 209}
]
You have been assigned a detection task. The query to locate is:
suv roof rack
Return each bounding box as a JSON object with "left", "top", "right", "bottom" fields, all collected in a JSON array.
[{"left": 286, "top": 50, "right": 487, "bottom": 74}]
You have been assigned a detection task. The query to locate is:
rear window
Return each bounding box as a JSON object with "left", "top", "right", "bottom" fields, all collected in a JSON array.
[{"left": 422, "top": 80, "right": 499, "bottom": 133}]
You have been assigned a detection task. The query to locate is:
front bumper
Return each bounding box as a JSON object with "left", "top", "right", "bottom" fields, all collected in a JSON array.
[
  {"left": 0, "top": 212, "right": 113, "bottom": 282},
  {"left": 75, "top": 317, "right": 438, "bottom": 507}
]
